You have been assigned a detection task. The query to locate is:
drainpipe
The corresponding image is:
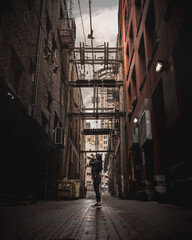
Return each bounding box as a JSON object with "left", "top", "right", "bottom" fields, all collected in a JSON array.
[
  {"left": 31, "top": 0, "right": 45, "bottom": 118},
  {"left": 119, "top": 46, "right": 127, "bottom": 199}
]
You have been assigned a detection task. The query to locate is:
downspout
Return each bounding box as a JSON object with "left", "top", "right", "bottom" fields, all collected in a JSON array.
[{"left": 31, "top": 0, "right": 45, "bottom": 118}]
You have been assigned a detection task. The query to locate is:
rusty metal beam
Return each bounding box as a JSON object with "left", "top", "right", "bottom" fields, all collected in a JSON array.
[
  {"left": 82, "top": 128, "right": 111, "bottom": 135},
  {"left": 70, "top": 59, "right": 122, "bottom": 64},
  {"left": 83, "top": 108, "right": 114, "bottom": 111},
  {"left": 74, "top": 47, "right": 121, "bottom": 52},
  {"left": 68, "top": 80, "right": 123, "bottom": 87},
  {"left": 80, "top": 150, "right": 114, "bottom": 153},
  {"left": 67, "top": 112, "right": 125, "bottom": 119}
]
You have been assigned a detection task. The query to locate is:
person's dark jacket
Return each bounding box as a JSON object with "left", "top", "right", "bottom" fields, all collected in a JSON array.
[{"left": 89, "top": 158, "right": 101, "bottom": 176}]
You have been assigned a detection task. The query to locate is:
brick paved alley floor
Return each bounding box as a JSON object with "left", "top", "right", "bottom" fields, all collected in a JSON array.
[{"left": 0, "top": 192, "right": 192, "bottom": 240}]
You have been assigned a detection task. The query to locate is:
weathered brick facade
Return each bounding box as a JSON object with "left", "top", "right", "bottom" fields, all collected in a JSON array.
[
  {"left": 117, "top": 0, "right": 192, "bottom": 206},
  {"left": 0, "top": 0, "right": 84, "bottom": 200}
]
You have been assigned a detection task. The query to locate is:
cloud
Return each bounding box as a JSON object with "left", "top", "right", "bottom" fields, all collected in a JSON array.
[
  {"left": 74, "top": 7, "right": 118, "bottom": 110},
  {"left": 75, "top": 7, "right": 118, "bottom": 47},
  {"left": 92, "top": 8, "right": 118, "bottom": 46},
  {"left": 73, "top": 0, "right": 119, "bottom": 17}
]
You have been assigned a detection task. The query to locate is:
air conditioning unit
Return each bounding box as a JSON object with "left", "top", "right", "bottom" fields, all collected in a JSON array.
[
  {"left": 139, "top": 110, "right": 152, "bottom": 147},
  {"left": 54, "top": 127, "right": 64, "bottom": 145},
  {"left": 129, "top": 127, "right": 139, "bottom": 148}
]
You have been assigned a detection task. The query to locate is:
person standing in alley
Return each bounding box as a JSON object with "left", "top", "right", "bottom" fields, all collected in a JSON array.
[{"left": 89, "top": 153, "right": 102, "bottom": 208}]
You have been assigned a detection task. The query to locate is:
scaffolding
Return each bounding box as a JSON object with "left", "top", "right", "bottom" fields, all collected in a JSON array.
[{"left": 68, "top": 41, "right": 124, "bottom": 155}]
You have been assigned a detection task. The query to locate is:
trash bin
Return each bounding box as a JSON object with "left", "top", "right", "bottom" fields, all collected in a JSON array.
[
  {"left": 69, "top": 179, "right": 80, "bottom": 199},
  {"left": 57, "top": 180, "right": 75, "bottom": 199},
  {"left": 57, "top": 179, "right": 80, "bottom": 200}
]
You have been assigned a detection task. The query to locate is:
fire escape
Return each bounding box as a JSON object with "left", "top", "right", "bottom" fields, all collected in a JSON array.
[
  {"left": 58, "top": 18, "right": 76, "bottom": 49},
  {"left": 58, "top": 0, "right": 76, "bottom": 49}
]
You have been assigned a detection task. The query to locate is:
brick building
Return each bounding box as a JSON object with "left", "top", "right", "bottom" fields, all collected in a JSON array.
[
  {"left": 0, "top": 0, "right": 84, "bottom": 200},
  {"left": 117, "top": 0, "right": 191, "bottom": 205}
]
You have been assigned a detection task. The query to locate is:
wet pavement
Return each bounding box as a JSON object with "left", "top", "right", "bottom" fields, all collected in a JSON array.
[{"left": 0, "top": 192, "right": 192, "bottom": 240}]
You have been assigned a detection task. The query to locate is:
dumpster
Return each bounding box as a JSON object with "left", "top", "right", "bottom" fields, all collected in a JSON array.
[
  {"left": 57, "top": 180, "right": 74, "bottom": 199},
  {"left": 57, "top": 179, "right": 80, "bottom": 200}
]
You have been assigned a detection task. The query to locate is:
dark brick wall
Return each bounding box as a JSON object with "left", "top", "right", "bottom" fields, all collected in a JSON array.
[{"left": 0, "top": 0, "right": 83, "bottom": 199}]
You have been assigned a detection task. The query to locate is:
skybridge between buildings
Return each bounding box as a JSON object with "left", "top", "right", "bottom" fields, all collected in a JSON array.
[{"left": 67, "top": 42, "right": 125, "bottom": 178}]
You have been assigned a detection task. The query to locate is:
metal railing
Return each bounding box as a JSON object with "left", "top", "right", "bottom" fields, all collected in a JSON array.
[{"left": 58, "top": 18, "right": 76, "bottom": 41}]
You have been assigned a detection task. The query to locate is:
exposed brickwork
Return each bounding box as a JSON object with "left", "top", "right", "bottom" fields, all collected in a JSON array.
[
  {"left": 116, "top": 0, "right": 192, "bottom": 205},
  {"left": 0, "top": 0, "right": 84, "bottom": 199}
]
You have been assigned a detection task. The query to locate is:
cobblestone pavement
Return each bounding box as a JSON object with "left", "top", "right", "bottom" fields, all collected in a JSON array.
[{"left": 0, "top": 192, "right": 192, "bottom": 240}]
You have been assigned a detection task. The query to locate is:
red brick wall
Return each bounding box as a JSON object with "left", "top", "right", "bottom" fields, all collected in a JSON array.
[{"left": 119, "top": 0, "right": 191, "bottom": 201}]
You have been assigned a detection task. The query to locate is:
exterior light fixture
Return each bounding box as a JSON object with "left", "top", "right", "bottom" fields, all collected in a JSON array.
[
  {"left": 133, "top": 117, "right": 138, "bottom": 124},
  {"left": 7, "top": 92, "right": 15, "bottom": 100},
  {"left": 154, "top": 60, "right": 169, "bottom": 73}
]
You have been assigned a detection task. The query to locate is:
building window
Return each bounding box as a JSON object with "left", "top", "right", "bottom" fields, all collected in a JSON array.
[
  {"left": 63, "top": 0, "right": 68, "bottom": 18},
  {"left": 44, "top": 12, "right": 52, "bottom": 60},
  {"left": 145, "top": 0, "right": 158, "bottom": 62},
  {"left": 135, "top": 0, "right": 143, "bottom": 34},
  {"left": 9, "top": 46, "right": 24, "bottom": 93},
  {"left": 52, "top": 34, "right": 57, "bottom": 62},
  {"left": 29, "top": 58, "right": 35, "bottom": 82},
  {"left": 60, "top": 2, "right": 64, "bottom": 18},
  {"left": 46, "top": 11, "right": 52, "bottom": 41},
  {"left": 126, "top": 42, "right": 130, "bottom": 64},
  {"left": 60, "top": 82, "right": 64, "bottom": 105},
  {"left": 132, "top": 66, "right": 137, "bottom": 98},
  {"left": 128, "top": 0, "right": 132, "bottom": 20},
  {"left": 128, "top": 84, "right": 132, "bottom": 109},
  {"left": 125, "top": 8, "right": 128, "bottom": 38},
  {"left": 129, "top": 22, "right": 134, "bottom": 51},
  {"left": 47, "top": 91, "right": 52, "bottom": 112},
  {"left": 54, "top": 112, "right": 59, "bottom": 129},
  {"left": 41, "top": 112, "right": 48, "bottom": 131},
  {"left": 138, "top": 34, "right": 146, "bottom": 82}
]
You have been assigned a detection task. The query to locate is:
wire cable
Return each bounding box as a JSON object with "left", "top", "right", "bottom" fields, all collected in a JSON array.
[
  {"left": 78, "top": 0, "right": 87, "bottom": 45},
  {"left": 76, "top": 0, "right": 91, "bottom": 82},
  {"left": 88, "top": 0, "right": 95, "bottom": 78}
]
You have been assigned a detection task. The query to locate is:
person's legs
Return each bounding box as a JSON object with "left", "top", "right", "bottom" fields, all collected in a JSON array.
[{"left": 93, "top": 179, "right": 101, "bottom": 204}]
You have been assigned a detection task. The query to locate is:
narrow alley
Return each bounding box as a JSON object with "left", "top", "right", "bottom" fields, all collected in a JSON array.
[
  {"left": 0, "top": 0, "right": 192, "bottom": 239},
  {"left": 1, "top": 192, "right": 192, "bottom": 240}
]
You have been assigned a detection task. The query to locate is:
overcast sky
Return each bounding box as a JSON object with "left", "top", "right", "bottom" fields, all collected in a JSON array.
[
  {"left": 72, "top": 0, "right": 119, "bottom": 126},
  {"left": 73, "top": 0, "right": 119, "bottom": 14},
  {"left": 73, "top": 0, "right": 119, "bottom": 47}
]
